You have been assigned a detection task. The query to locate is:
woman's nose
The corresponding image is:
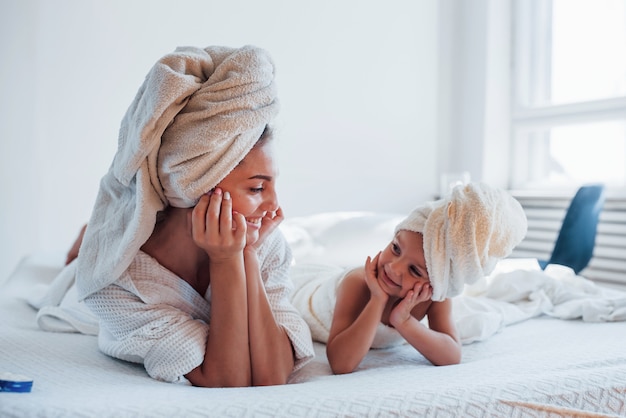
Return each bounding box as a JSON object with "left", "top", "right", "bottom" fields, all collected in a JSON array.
[{"left": 262, "top": 187, "right": 279, "bottom": 212}]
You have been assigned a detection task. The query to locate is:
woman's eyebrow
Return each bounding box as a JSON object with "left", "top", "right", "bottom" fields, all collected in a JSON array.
[{"left": 248, "top": 174, "right": 273, "bottom": 181}]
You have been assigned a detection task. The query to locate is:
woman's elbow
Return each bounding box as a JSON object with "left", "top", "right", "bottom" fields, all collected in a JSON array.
[
  {"left": 186, "top": 367, "right": 252, "bottom": 388},
  {"left": 251, "top": 358, "right": 294, "bottom": 386},
  {"left": 252, "top": 371, "right": 290, "bottom": 387}
]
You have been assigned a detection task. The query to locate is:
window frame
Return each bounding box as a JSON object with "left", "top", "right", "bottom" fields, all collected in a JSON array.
[{"left": 510, "top": 0, "right": 626, "bottom": 195}]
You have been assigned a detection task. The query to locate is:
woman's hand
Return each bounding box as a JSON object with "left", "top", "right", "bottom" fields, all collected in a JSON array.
[
  {"left": 389, "top": 282, "right": 432, "bottom": 327},
  {"left": 246, "top": 207, "right": 285, "bottom": 252},
  {"left": 192, "top": 188, "right": 246, "bottom": 261},
  {"left": 364, "top": 253, "right": 388, "bottom": 304}
]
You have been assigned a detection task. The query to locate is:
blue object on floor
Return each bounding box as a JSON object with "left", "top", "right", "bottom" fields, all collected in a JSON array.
[
  {"left": 0, "top": 372, "right": 33, "bottom": 393},
  {"left": 538, "top": 184, "right": 606, "bottom": 275}
]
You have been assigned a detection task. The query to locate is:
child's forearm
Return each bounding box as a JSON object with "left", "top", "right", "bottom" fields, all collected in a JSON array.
[
  {"left": 326, "top": 299, "right": 385, "bottom": 374},
  {"left": 394, "top": 316, "right": 462, "bottom": 366}
]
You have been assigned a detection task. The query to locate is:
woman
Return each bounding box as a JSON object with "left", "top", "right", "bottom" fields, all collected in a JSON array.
[{"left": 66, "top": 45, "right": 314, "bottom": 387}]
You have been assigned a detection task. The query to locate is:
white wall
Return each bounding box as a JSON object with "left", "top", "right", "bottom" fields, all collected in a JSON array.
[
  {"left": 437, "top": 0, "right": 511, "bottom": 189},
  {"left": 0, "top": 0, "right": 440, "bottom": 281}
]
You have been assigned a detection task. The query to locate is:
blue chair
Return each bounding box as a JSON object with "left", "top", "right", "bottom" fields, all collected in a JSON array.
[{"left": 538, "top": 184, "right": 606, "bottom": 274}]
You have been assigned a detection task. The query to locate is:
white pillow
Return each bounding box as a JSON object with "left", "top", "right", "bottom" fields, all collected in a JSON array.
[{"left": 280, "top": 211, "right": 405, "bottom": 268}]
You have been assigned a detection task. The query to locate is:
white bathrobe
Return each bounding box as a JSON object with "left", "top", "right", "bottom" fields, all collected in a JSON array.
[{"left": 85, "top": 229, "right": 314, "bottom": 383}]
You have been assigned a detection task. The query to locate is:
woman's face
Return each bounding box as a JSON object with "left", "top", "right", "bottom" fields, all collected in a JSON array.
[
  {"left": 376, "top": 230, "right": 431, "bottom": 298},
  {"left": 216, "top": 140, "right": 279, "bottom": 244}
]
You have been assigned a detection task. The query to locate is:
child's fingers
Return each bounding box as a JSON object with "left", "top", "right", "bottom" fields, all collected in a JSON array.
[
  {"left": 365, "top": 255, "right": 377, "bottom": 278},
  {"left": 414, "top": 282, "right": 433, "bottom": 302},
  {"left": 365, "top": 252, "right": 380, "bottom": 273},
  {"left": 425, "top": 284, "right": 433, "bottom": 300}
]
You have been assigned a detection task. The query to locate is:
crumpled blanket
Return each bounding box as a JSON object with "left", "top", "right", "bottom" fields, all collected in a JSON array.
[{"left": 454, "top": 258, "right": 626, "bottom": 343}]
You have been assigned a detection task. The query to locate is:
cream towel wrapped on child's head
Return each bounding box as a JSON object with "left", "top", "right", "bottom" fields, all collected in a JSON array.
[
  {"left": 395, "top": 182, "right": 528, "bottom": 301},
  {"left": 76, "top": 45, "right": 279, "bottom": 300}
]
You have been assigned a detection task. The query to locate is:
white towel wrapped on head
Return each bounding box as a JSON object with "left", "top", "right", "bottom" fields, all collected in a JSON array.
[
  {"left": 76, "top": 45, "right": 279, "bottom": 300},
  {"left": 395, "top": 182, "right": 528, "bottom": 301}
]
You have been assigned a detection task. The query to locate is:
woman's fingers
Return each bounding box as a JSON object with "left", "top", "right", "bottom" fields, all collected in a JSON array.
[
  {"left": 191, "top": 188, "right": 248, "bottom": 257},
  {"left": 219, "top": 191, "right": 233, "bottom": 234},
  {"left": 192, "top": 193, "right": 211, "bottom": 242},
  {"left": 207, "top": 189, "right": 222, "bottom": 238},
  {"left": 232, "top": 211, "right": 247, "bottom": 241},
  {"left": 273, "top": 207, "right": 284, "bottom": 224}
]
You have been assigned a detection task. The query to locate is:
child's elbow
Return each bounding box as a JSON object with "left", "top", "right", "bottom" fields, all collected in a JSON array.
[
  {"left": 326, "top": 345, "right": 359, "bottom": 375},
  {"left": 328, "top": 356, "right": 358, "bottom": 375},
  {"left": 436, "top": 357, "right": 461, "bottom": 366},
  {"left": 434, "top": 351, "right": 462, "bottom": 366},
  {"left": 330, "top": 363, "right": 356, "bottom": 375}
]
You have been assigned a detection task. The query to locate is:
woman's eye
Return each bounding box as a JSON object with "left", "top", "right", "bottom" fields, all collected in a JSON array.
[{"left": 250, "top": 186, "right": 264, "bottom": 193}]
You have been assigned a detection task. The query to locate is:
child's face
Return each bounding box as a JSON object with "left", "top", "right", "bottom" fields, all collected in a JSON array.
[
  {"left": 377, "top": 230, "right": 431, "bottom": 298},
  {"left": 216, "top": 140, "right": 279, "bottom": 245}
]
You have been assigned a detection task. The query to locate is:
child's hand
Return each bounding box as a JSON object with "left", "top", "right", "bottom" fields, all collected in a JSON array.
[
  {"left": 192, "top": 188, "right": 246, "bottom": 261},
  {"left": 364, "top": 252, "right": 388, "bottom": 304},
  {"left": 389, "top": 282, "right": 433, "bottom": 326},
  {"left": 246, "top": 207, "right": 284, "bottom": 252}
]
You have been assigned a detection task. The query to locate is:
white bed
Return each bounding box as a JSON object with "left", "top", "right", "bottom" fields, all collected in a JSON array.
[{"left": 2, "top": 211, "right": 626, "bottom": 417}]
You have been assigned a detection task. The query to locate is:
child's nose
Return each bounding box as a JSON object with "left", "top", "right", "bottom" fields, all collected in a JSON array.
[{"left": 388, "top": 261, "right": 403, "bottom": 279}]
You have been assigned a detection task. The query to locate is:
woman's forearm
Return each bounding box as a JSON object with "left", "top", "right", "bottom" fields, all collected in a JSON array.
[
  {"left": 244, "top": 249, "right": 295, "bottom": 386},
  {"left": 186, "top": 255, "right": 251, "bottom": 387}
]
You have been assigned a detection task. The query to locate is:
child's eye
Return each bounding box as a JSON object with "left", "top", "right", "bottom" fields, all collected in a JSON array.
[
  {"left": 410, "top": 266, "right": 422, "bottom": 277},
  {"left": 391, "top": 243, "right": 400, "bottom": 255}
]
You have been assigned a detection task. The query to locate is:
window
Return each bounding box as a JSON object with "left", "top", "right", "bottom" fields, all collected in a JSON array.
[{"left": 511, "top": 0, "right": 626, "bottom": 193}]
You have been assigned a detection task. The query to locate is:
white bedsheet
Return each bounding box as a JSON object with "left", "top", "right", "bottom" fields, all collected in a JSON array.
[
  {"left": 3, "top": 212, "right": 626, "bottom": 417},
  {"left": 3, "top": 262, "right": 626, "bottom": 417}
]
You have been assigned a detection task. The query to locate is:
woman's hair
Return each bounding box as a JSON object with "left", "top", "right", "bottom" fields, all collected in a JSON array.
[{"left": 255, "top": 124, "right": 273, "bottom": 147}]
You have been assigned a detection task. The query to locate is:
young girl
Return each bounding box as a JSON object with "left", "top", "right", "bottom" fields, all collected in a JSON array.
[
  {"left": 291, "top": 182, "right": 528, "bottom": 374},
  {"left": 55, "top": 45, "right": 314, "bottom": 387}
]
